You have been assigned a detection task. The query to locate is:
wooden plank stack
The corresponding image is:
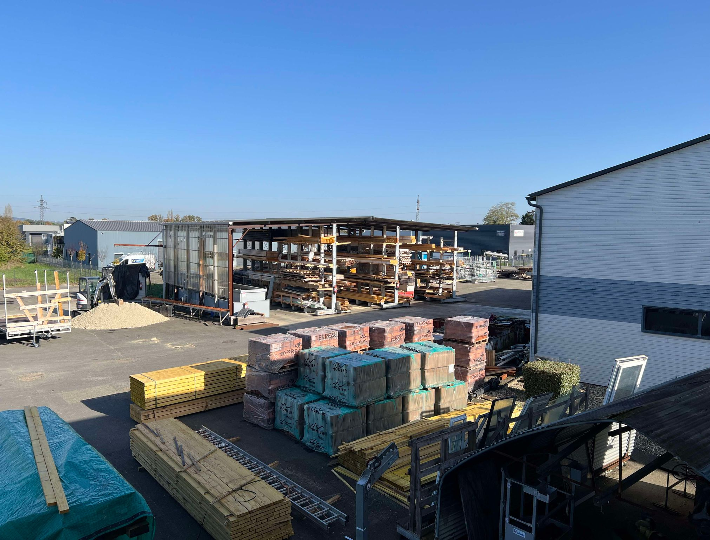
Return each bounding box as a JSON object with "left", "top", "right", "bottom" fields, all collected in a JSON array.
[
  {"left": 444, "top": 316, "right": 489, "bottom": 392},
  {"left": 248, "top": 334, "right": 302, "bottom": 373},
  {"left": 327, "top": 323, "right": 370, "bottom": 351},
  {"left": 391, "top": 316, "right": 433, "bottom": 343},
  {"left": 287, "top": 327, "right": 339, "bottom": 349},
  {"left": 130, "top": 390, "right": 245, "bottom": 423},
  {"left": 367, "top": 320, "right": 406, "bottom": 348},
  {"left": 130, "top": 419, "right": 293, "bottom": 540}
]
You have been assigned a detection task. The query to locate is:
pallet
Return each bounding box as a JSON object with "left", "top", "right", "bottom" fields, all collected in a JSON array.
[{"left": 130, "top": 389, "right": 246, "bottom": 423}]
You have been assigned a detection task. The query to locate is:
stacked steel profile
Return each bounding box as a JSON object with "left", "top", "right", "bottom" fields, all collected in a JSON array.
[
  {"left": 129, "top": 357, "right": 247, "bottom": 422},
  {"left": 444, "top": 316, "right": 489, "bottom": 391},
  {"left": 130, "top": 419, "right": 293, "bottom": 540}
]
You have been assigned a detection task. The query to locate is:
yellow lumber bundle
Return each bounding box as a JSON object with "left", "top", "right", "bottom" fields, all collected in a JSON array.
[
  {"left": 130, "top": 357, "right": 247, "bottom": 410},
  {"left": 130, "top": 419, "right": 292, "bottom": 540}
]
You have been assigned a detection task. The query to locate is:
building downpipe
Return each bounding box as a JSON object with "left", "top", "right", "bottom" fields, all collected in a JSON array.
[{"left": 526, "top": 196, "right": 543, "bottom": 356}]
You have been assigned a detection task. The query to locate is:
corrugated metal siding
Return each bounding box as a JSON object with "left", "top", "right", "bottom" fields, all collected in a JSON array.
[
  {"left": 507, "top": 225, "right": 534, "bottom": 258},
  {"left": 63, "top": 221, "right": 98, "bottom": 265},
  {"left": 97, "top": 231, "right": 162, "bottom": 268}
]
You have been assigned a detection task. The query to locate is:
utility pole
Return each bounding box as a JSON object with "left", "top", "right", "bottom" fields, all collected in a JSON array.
[
  {"left": 415, "top": 195, "right": 420, "bottom": 221},
  {"left": 36, "top": 195, "right": 49, "bottom": 221}
]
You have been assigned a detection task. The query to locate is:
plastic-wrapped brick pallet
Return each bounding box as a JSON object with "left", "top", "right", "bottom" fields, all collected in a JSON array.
[
  {"left": 392, "top": 316, "right": 434, "bottom": 343},
  {"left": 323, "top": 353, "right": 386, "bottom": 407},
  {"left": 366, "top": 397, "right": 403, "bottom": 435},
  {"left": 246, "top": 368, "right": 298, "bottom": 401},
  {"left": 400, "top": 341, "right": 455, "bottom": 388},
  {"left": 443, "top": 316, "right": 489, "bottom": 343},
  {"left": 302, "top": 400, "right": 365, "bottom": 455},
  {"left": 243, "top": 393, "right": 275, "bottom": 429},
  {"left": 287, "top": 327, "right": 339, "bottom": 349},
  {"left": 402, "top": 388, "right": 435, "bottom": 422},
  {"left": 454, "top": 366, "right": 486, "bottom": 392},
  {"left": 434, "top": 381, "right": 468, "bottom": 415},
  {"left": 327, "top": 323, "right": 370, "bottom": 351},
  {"left": 275, "top": 387, "right": 322, "bottom": 440},
  {"left": 296, "top": 347, "right": 351, "bottom": 394},
  {"left": 444, "top": 339, "right": 487, "bottom": 369},
  {"left": 367, "top": 347, "right": 422, "bottom": 397},
  {"left": 248, "top": 334, "right": 303, "bottom": 373},
  {"left": 367, "top": 321, "right": 406, "bottom": 349}
]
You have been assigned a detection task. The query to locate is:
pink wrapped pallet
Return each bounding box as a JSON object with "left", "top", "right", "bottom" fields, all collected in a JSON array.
[
  {"left": 287, "top": 327, "right": 339, "bottom": 349},
  {"left": 327, "top": 323, "right": 370, "bottom": 351},
  {"left": 243, "top": 393, "right": 275, "bottom": 429},
  {"left": 444, "top": 339, "right": 487, "bottom": 369},
  {"left": 367, "top": 320, "right": 406, "bottom": 349},
  {"left": 246, "top": 368, "right": 298, "bottom": 401},
  {"left": 454, "top": 366, "right": 485, "bottom": 392},
  {"left": 248, "top": 334, "right": 302, "bottom": 373},
  {"left": 444, "top": 316, "right": 489, "bottom": 343},
  {"left": 392, "top": 316, "right": 434, "bottom": 343}
]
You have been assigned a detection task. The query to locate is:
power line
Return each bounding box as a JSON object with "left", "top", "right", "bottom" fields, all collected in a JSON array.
[
  {"left": 35, "top": 195, "right": 49, "bottom": 221},
  {"left": 416, "top": 195, "right": 420, "bottom": 221}
]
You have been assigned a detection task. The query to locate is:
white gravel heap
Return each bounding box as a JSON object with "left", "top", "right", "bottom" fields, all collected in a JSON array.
[{"left": 73, "top": 302, "right": 168, "bottom": 330}]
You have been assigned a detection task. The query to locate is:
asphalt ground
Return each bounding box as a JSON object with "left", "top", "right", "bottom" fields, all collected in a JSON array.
[{"left": 0, "top": 279, "right": 531, "bottom": 540}]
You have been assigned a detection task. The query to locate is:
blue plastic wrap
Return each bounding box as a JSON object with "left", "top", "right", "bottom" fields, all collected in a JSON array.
[
  {"left": 323, "top": 353, "right": 386, "bottom": 407},
  {"left": 302, "top": 400, "right": 365, "bottom": 455},
  {"left": 275, "top": 387, "right": 322, "bottom": 440}
]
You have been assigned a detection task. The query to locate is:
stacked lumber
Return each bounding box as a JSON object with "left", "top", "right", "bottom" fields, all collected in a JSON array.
[
  {"left": 130, "top": 390, "right": 245, "bottom": 423},
  {"left": 274, "top": 387, "right": 322, "bottom": 440},
  {"left": 296, "top": 347, "right": 350, "bottom": 393},
  {"left": 367, "top": 321, "right": 405, "bottom": 349},
  {"left": 130, "top": 419, "right": 292, "bottom": 540},
  {"left": 445, "top": 316, "right": 489, "bottom": 392},
  {"left": 434, "top": 381, "right": 468, "bottom": 415},
  {"left": 130, "top": 358, "right": 247, "bottom": 410},
  {"left": 391, "top": 316, "right": 433, "bottom": 343},
  {"left": 302, "top": 400, "right": 366, "bottom": 455},
  {"left": 402, "top": 388, "right": 435, "bottom": 422},
  {"left": 243, "top": 393, "right": 276, "bottom": 430},
  {"left": 246, "top": 369, "right": 298, "bottom": 401},
  {"left": 323, "top": 353, "right": 386, "bottom": 407},
  {"left": 287, "top": 327, "right": 338, "bottom": 349},
  {"left": 366, "top": 397, "right": 403, "bottom": 435},
  {"left": 248, "top": 334, "right": 302, "bottom": 372},
  {"left": 400, "top": 341, "right": 455, "bottom": 388},
  {"left": 327, "top": 323, "right": 370, "bottom": 351},
  {"left": 367, "top": 348, "right": 422, "bottom": 398}
]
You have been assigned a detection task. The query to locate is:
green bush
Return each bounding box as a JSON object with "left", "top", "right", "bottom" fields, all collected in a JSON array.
[{"left": 523, "top": 359, "right": 580, "bottom": 399}]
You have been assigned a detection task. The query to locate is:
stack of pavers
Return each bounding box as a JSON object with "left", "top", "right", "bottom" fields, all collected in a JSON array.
[
  {"left": 392, "top": 316, "right": 434, "bottom": 343},
  {"left": 367, "top": 320, "right": 406, "bottom": 349},
  {"left": 129, "top": 358, "right": 247, "bottom": 423},
  {"left": 274, "top": 387, "right": 322, "bottom": 440},
  {"left": 327, "top": 323, "right": 370, "bottom": 351},
  {"left": 302, "top": 400, "right": 366, "bottom": 455},
  {"left": 365, "top": 397, "right": 403, "bottom": 435},
  {"left": 244, "top": 334, "right": 302, "bottom": 429},
  {"left": 287, "top": 326, "right": 339, "bottom": 349},
  {"left": 323, "top": 353, "right": 386, "bottom": 407},
  {"left": 434, "top": 380, "right": 468, "bottom": 414},
  {"left": 444, "top": 316, "right": 489, "bottom": 392},
  {"left": 367, "top": 348, "right": 422, "bottom": 398},
  {"left": 400, "top": 341, "right": 455, "bottom": 389},
  {"left": 296, "top": 346, "right": 351, "bottom": 394},
  {"left": 402, "top": 388, "right": 436, "bottom": 421}
]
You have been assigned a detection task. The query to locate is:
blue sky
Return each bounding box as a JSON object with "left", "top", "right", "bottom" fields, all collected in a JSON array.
[{"left": 1, "top": 1, "right": 709, "bottom": 224}]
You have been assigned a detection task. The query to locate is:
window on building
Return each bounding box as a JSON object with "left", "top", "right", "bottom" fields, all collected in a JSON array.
[{"left": 642, "top": 306, "right": 710, "bottom": 339}]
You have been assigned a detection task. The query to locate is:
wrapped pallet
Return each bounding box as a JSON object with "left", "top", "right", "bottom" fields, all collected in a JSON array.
[
  {"left": 444, "top": 316, "right": 489, "bottom": 343},
  {"left": 243, "top": 393, "right": 275, "bottom": 429},
  {"left": 454, "top": 366, "right": 485, "bottom": 392},
  {"left": 327, "top": 323, "right": 370, "bottom": 351},
  {"left": 245, "top": 368, "right": 298, "bottom": 401},
  {"left": 367, "top": 347, "right": 422, "bottom": 397},
  {"left": 366, "top": 397, "right": 403, "bottom": 435},
  {"left": 444, "top": 339, "right": 487, "bottom": 369},
  {"left": 402, "top": 388, "right": 435, "bottom": 422},
  {"left": 323, "top": 353, "right": 386, "bottom": 407},
  {"left": 434, "top": 381, "right": 468, "bottom": 415},
  {"left": 287, "top": 326, "right": 339, "bottom": 349},
  {"left": 296, "top": 346, "right": 351, "bottom": 393},
  {"left": 391, "top": 316, "right": 434, "bottom": 343},
  {"left": 421, "top": 366, "right": 455, "bottom": 388},
  {"left": 400, "top": 341, "right": 455, "bottom": 388},
  {"left": 275, "top": 387, "right": 322, "bottom": 440},
  {"left": 367, "top": 320, "right": 406, "bottom": 349},
  {"left": 248, "top": 334, "right": 302, "bottom": 373},
  {"left": 302, "top": 400, "right": 366, "bottom": 455}
]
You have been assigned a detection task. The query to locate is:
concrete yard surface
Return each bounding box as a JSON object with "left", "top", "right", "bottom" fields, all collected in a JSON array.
[{"left": 0, "top": 280, "right": 530, "bottom": 540}]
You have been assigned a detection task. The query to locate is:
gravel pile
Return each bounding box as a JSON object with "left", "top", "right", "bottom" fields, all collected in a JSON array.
[{"left": 73, "top": 303, "right": 168, "bottom": 330}]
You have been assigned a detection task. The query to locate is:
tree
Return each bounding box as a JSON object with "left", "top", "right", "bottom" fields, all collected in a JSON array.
[
  {"left": 3, "top": 204, "right": 12, "bottom": 218},
  {"left": 483, "top": 202, "right": 519, "bottom": 225},
  {"left": 148, "top": 214, "right": 163, "bottom": 222},
  {"left": 52, "top": 245, "right": 63, "bottom": 258},
  {"left": 520, "top": 210, "right": 535, "bottom": 225},
  {"left": 180, "top": 215, "right": 202, "bottom": 222},
  {"left": 0, "top": 216, "right": 27, "bottom": 265},
  {"left": 77, "top": 241, "right": 87, "bottom": 262},
  {"left": 148, "top": 212, "right": 202, "bottom": 222}
]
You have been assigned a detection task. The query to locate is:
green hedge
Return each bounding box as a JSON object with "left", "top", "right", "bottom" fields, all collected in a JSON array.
[{"left": 523, "top": 359, "right": 580, "bottom": 399}]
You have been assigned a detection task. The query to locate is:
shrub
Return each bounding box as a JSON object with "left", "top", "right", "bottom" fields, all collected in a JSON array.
[{"left": 523, "top": 359, "right": 580, "bottom": 399}]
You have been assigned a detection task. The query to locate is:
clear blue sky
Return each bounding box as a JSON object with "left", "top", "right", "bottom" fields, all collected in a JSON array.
[{"left": 1, "top": 1, "right": 709, "bottom": 224}]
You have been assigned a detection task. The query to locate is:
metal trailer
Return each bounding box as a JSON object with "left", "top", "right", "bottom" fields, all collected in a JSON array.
[{"left": 1, "top": 271, "right": 72, "bottom": 347}]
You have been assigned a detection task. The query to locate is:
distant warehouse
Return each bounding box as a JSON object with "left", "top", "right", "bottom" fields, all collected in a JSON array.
[
  {"left": 425, "top": 224, "right": 534, "bottom": 260},
  {"left": 527, "top": 133, "right": 710, "bottom": 389}
]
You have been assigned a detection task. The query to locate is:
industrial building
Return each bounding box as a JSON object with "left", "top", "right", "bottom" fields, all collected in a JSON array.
[
  {"left": 19, "top": 224, "right": 63, "bottom": 255},
  {"left": 63, "top": 219, "right": 163, "bottom": 268},
  {"left": 162, "top": 217, "right": 474, "bottom": 322},
  {"left": 428, "top": 224, "right": 534, "bottom": 261},
  {"left": 527, "top": 133, "right": 710, "bottom": 388}
]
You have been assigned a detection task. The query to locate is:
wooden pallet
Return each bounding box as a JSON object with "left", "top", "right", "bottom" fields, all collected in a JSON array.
[
  {"left": 130, "top": 419, "right": 292, "bottom": 540},
  {"left": 130, "top": 389, "right": 246, "bottom": 423}
]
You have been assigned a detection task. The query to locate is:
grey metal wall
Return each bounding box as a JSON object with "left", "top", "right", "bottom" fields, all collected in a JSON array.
[
  {"left": 63, "top": 221, "right": 98, "bottom": 265},
  {"left": 508, "top": 225, "right": 534, "bottom": 258},
  {"left": 533, "top": 137, "right": 710, "bottom": 387},
  {"left": 427, "top": 225, "right": 533, "bottom": 257},
  {"left": 96, "top": 230, "right": 163, "bottom": 268}
]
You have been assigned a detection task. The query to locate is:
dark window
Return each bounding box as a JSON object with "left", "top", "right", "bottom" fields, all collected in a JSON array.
[{"left": 642, "top": 306, "right": 708, "bottom": 339}]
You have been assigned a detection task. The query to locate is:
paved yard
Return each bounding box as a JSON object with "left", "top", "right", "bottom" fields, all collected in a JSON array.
[{"left": 0, "top": 279, "right": 530, "bottom": 540}]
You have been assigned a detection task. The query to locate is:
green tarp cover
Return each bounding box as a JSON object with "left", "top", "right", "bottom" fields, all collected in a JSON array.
[{"left": 0, "top": 407, "right": 154, "bottom": 540}]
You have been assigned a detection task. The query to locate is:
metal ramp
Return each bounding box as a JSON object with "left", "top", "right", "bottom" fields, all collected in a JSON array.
[{"left": 197, "top": 427, "right": 348, "bottom": 530}]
